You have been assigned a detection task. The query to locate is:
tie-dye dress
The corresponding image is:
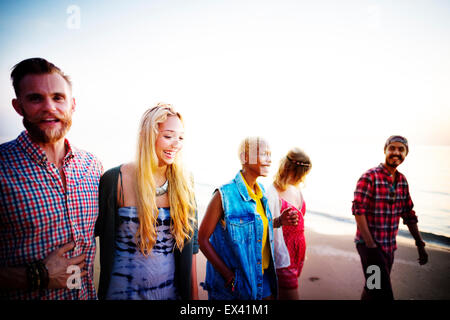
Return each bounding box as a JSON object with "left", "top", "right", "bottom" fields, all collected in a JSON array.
[{"left": 105, "top": 207, "right": 179, "bottom": 300}]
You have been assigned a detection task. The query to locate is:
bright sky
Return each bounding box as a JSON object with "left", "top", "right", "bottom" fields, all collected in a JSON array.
[{"left": 1, "top": 0, "right": 450, "bottom": 177}]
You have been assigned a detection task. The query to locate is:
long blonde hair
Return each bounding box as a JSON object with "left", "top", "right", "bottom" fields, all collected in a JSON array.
[
  {"left": 135, "top": 103, "right": 196, "bottom": 255},
  {"left": 273, "top": 147, "right": 312, "bottom": 192}
]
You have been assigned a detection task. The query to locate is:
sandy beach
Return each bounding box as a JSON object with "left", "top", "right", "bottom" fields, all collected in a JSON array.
[{"left": 94, "top": 227, "right": 450, "bottom": 300}]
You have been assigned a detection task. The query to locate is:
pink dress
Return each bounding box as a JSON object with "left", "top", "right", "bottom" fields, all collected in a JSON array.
[{"left": 276, "top": 198, "right": 306, "bottom": 289}]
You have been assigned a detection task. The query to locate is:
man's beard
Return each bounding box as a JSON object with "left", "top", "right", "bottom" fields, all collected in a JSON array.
[
  {"left": 23, "top": 112, "right": 72, "bottom": 144},
  {"left": 386, "top": 155, "right": 403, "bottom": 168}
]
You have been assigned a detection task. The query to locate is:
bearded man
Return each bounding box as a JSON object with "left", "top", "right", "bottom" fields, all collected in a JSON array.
[
  {"left": 0, "top": 58, "right": 103, "bottom": 299},
  {"left": 352, "top": 135, "right": 428, "bottom": 300}
]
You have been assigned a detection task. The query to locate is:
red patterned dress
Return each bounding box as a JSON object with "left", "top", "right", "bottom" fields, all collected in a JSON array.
[{"left": 276, "top": 198, "right": 306, "bottom": 289}]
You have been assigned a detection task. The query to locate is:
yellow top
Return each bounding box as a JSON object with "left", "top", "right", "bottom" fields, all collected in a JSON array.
[{"left": 241, "top": 172, "right": 270, "bottom": 273}]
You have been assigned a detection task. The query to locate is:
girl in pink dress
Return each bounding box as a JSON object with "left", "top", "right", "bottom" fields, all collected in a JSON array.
[
  {"left": 279, "top": 198, "right": 306, "bottom": 287},
  {"left": 267, "top": 148, "right": 312, "bottom": 300}
]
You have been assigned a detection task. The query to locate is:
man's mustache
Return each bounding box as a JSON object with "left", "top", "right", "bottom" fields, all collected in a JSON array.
[{"left": 27, "top": 112, "right": 68, "bottom": 123}]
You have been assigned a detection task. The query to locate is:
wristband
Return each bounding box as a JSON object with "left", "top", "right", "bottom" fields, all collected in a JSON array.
[
  {"left": 225, "top": 275, "right": 235, "bottom": 292},
  {"left": 26, "top": 260, "right": 49, "bottom": 291},
  {"left": 37, "top": 261, "right": 49, "bottom": 289}
]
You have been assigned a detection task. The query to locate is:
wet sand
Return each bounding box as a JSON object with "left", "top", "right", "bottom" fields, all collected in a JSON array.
[{"left": 94, "top": 228, "right": 450, "bottom": 300}]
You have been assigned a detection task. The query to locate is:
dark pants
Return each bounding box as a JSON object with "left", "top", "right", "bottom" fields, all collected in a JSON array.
[{"left": 356, "top": 243, "right": 395, "bottom": 300}]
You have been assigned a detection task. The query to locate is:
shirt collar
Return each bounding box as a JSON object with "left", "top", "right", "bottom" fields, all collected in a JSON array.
[
  {"left": 63, "top": 139, "right": 76, "bottom": 164},
  {"left": 17, "top": 131, "right": 75, "bottom": 167},
  {"left": 378, "top": 163, "right": 404, "bottom": 181},
  {"left": 239, "top": 171, "right": 263, "bottom": 201}
]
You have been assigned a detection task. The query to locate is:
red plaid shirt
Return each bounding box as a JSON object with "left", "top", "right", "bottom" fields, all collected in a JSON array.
[
  {"left": 352, "top": 164, "right": 418, "bottom": 254},
  {"left": 0, "top": 131, "right": 103, "bottom": 299}
]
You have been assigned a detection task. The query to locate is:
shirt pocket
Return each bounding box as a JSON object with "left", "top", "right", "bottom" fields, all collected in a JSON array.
[{"left": 227, "top": 214, "right": 255, "bottom": 244}]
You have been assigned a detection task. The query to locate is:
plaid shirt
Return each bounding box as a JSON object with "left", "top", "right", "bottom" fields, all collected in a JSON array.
[
  {"left": 352, "top": 164, "right": 418, "bottom": 254},
  {"left": 0, "top": 131, "right": 103, "bottom": 299}
]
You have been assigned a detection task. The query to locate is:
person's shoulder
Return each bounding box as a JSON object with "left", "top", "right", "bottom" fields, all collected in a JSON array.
[
  {"left": 396, "top": 170, "right": 408, "bottom": 183},
  {"left": 265, "top": 183, "right": 276, "bottom": 194},
  {"left": 289, "top": 184, "right": 303, "bottom": 199},
  {"left": 72, "top": 146, "right": 101, "bottom": 164},
  {"left": 220, "top": 177, "right": 236, "bottom": 189},
  {"left": 367, "top": 165, "right": 382, "bottom": 174},
  {"left": 0, "top": 137, "right": 19, "bottom": 158},
  {"left": 119, "top": 162, "right": 136, "bottom": 177},
  {"left": 0, "top": 133, "right": 24, "bottom": 155},
  {"left": 360, "top": 166, "right": 380, "bottom": 179},
  {"left": 264, "top": 183, "right": 279, "bottom": 202},
  {"left": 0, "top": 138, "right": 23, "bottom": 172},
  {"left": 69, "top": 143, "right": 101, "bottom": 170},
  {"left": 101, "top": 165, "right": 123, "bottom": 182}
]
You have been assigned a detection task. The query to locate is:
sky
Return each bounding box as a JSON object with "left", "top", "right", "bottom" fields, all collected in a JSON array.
[{"left": 1, "top": 0, "right": 450, "bottom": 177}]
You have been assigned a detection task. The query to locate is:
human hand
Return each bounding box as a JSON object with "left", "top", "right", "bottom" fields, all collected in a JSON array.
[
  {"left": 366, "top": 242, "right": 378, "bottom": 249},
  {"left": 417, "top": 246, "right": 428, "bottom": 265},
  {"left": 224, "top": 270, "right": 235, "bottom": 291},
  {"left": 280, "top": 207, "right": 298, "bottom": 226},
  {"left": 43, "top": 242, "right": 87, "bottom": 289}
]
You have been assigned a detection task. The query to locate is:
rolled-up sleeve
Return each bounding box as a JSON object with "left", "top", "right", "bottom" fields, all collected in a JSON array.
[
  {"left": 352, "top": 174, "right": 373, "bottom": 216},
  {"left": 401, "top": 184, "right": 418, "bottom": 225}
]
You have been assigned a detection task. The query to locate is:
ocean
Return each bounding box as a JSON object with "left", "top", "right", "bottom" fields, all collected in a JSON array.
[
  {"left": 191, "top": 143, "right": 450, "bottom": 249},
  {"left": 3, "top": 132, "right": 447, "bottom": 249}
]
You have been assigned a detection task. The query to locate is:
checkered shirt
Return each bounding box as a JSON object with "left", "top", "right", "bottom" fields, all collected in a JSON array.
[
  {"left": 352, "top": 164, "right": 418, "bottom": 254},
  {"left": 0, "top": 131, "right": 103, "bottom": 299}
]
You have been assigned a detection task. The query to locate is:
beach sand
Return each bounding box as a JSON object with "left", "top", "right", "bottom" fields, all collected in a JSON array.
[{"left": 94, "top": 228, "right": 450, "bottom": 300}]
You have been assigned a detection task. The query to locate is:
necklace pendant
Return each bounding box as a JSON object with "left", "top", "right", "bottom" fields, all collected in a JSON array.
[{"left": 156, "top": 179, "right": 169, "bottom": 196}]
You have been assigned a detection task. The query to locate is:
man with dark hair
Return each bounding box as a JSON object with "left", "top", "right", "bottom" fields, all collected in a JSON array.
[
  {"left": 11, "top": 57, "right": 73, "bottom": 96},
  {"left": 0, "top": 58, "right": 103, "bottom": 299},
  {"left": 352, "top": 135, "right": 428, "bottom": 300}
]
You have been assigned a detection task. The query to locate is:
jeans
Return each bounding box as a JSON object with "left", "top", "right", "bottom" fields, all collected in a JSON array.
[{"left": 356, "top": 243, "right": 395, "bottom": 300}]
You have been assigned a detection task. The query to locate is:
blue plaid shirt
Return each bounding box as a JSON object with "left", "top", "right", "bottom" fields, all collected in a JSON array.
[{"left": 0, "top": 131, "right": 103, "bottom": 299}]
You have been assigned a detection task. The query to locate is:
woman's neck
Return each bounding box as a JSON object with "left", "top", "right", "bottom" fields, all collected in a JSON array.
[
  {"left": 241, "top": 168, "right": 258, "bottom": 192},
  {"left": 154, "top": 164, "right": 168, "bottom": 186}
]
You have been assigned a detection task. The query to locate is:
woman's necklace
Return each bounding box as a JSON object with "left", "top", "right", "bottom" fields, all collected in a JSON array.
[{"left": 156, "top": 179, "right": 169, "bottom": 196}]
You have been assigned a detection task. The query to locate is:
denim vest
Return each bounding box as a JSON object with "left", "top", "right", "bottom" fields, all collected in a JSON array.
[{"left": 202, "top": 171, "right": 278, "bottom": 300}]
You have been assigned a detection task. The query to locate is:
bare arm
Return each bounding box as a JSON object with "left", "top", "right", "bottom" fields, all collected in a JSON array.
[
  {"left": 190, "top": 254, "right": 199, "bottom": 299},
  {"left": 198, "top": 191, "right": 234, "bottom": 286},
  {"left": 354, "top": 214, "right": 377, "bottom": 248},
  {"left": 0, "top": 266, "right": 27, "bottom": 288},
  {"left": 274, "top": 207, "right": 298, "bottom": 228},
  {"left": 272, "top": 190, "right": 299, "bottom": 228},
  {"left": 406, "top": 223, "right": 428, "bottom": 265}
]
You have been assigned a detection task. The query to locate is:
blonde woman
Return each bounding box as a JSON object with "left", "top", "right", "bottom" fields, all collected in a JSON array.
[
  {"left": 266, "top": 148, "right": 312, "bottom": 300},
  {"left": 95, "top": 103, "right": 198, "bottom": 300}
]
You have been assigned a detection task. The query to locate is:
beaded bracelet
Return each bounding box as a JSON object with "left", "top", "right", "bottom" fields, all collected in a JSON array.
[
  {"left": 36, "top": 261, "right": 49, "bottom": 289},
  {"left": 25, "top": 262, "right": 37, "bottom": 290},
  {"left": 26, "top": 261, "right": 49, "bottom": 291}
]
